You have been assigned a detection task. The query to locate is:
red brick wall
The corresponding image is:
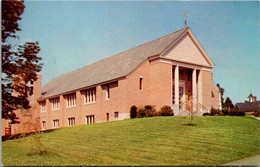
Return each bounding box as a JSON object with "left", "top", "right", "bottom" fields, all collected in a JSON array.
[
  {"left": 202, "top": 70, "right": 220, "bottom": 110},
  {"left": 2, "top": 73, "right": 42, "bottom": 136},
  {"left": 3, "top": 61, "right": 220, "bottom": 134}
]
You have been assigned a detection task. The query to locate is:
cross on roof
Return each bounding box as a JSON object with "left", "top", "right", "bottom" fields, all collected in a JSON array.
[{"left": 184, "top": 12, "right": 188, "bottom": 27}]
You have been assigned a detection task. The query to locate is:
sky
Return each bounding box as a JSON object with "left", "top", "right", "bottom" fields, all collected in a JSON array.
[{"left": 15, "top": 1, "right": 259, "bottom": 104}]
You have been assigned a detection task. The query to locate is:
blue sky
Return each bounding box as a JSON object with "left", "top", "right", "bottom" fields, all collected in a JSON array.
[{"left": 16, "top": 1, "right": 259, "bottom": 104}]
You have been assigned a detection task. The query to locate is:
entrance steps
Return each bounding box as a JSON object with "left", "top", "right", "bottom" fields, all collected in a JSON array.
[{"left": 173, "top": 110, "right": 207, "bottom": 116}]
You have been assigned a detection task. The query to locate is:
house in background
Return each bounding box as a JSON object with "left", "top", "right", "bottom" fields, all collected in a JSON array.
[
  {"left": 2, "top": 27, "right": 221, "bottom": 135},
  {"left": 235, "top": 93, "right": 260, "bottom": 114}
]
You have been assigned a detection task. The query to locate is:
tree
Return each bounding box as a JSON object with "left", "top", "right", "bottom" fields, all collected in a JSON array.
[
  {"left": 216, "top": 83, "right": 224, "bottom": 108},
  {"left": 21, "top": 104, "right": 44, "bottom": 155},
  {"left": 2, "top": 0, "right": 43, "bottom": 123},
  {"left": 183, "top": 100, "right": 196, "bottom": 125},
  {"left": 223, "top": 97, "right": 234, "bottom": 111}
]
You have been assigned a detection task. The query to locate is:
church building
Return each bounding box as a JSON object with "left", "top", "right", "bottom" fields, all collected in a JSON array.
[{"left": 2, "top": 27, "right": 221, "bottom": 135}]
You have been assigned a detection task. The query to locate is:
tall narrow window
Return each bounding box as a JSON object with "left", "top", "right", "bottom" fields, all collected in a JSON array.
[
  {"left": 40, "top": 101, "right": 46, "bottom": 112},
  {"left": 65, "top": 93, "right": 76, "bottom": 107},
  {"left": 114, "top": 112, "right": 119, "bottom": 119},
  {"left": 106, "top": 113, "right": 109, "bottom": 121},
  {"left": 68, "top": 117, "right": 75, "bottom": 127},
  {"left": 51, "top": 97, "right": 60, "bottom": 110},
  {"left": 211, "top": 91, "right": 214, "bottom": 98},
  {"left": 179, "top": 70, "right": 184, "bottom": 80},
  {"left": 84, "top": 88, "right": 96, "bottom": 104},
  {"left": 42, "top": 121, "right": 46, "bottom": 130},
  {"left": 86, "top": 115, "right": 95, "bottom": 124},
  {"left": 106, "top": 85, "right": 110, "bottom": 100},
  {"left": 53, "top": 120, "right": 59, "bottom": 129},
  {"left": 139, "top": 77, "right": 143, "bottom": 90}
]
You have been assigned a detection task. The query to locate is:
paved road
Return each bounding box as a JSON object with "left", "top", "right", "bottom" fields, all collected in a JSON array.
[{"left": 223, "top": 155, "right": 260, "bottom": 166}]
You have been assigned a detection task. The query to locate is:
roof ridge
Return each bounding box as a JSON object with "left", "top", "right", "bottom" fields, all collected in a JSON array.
[
  {"left": 115, "top": 27, "right": 189, "bottom": 55},
  {"left": 86, "top": 27, "right": 189, "bottom": 66}
]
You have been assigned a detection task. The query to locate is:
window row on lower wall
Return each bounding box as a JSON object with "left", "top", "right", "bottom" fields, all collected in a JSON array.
[
  {"left": 41, "top": 115, "right": 95, "bottom": 130},
  {"left": 41, "top": 112, "right": 119, "bottom": 130}
]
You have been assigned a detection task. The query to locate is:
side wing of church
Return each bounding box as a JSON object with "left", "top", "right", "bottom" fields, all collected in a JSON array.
[{"left": 2, "top": 27, "right": 221, "bottom": 135}]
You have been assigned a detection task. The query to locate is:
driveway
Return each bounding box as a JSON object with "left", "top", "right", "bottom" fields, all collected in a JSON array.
[{"left": 223, "top": 155, "right": 260, "bottom": 166}]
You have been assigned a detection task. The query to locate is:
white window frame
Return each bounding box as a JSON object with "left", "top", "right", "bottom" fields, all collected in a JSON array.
[
  {"left": 40, "top": 101, "right": 46, "bottom": 112},
  {"left": 105, "top": 85, "right": 110, "bottom": 100},
  {"left": 85, "top": 115, "right": 95, "bottom": 124},
  {"left": 68, "top": 117, "right": 75, "bottom": 127},
  {"left": 53, "top": 119, "right": 59, "bottom": 129},
  {"left": 65, "top": 93, "right": 76, "bottom": 108},
  {"left": 51, "top": 97, "right": 60, "bottom": 111},
  {"left": 84, "top": 88, "right": 96, "bottom": 104},
  {"left": 42, "top": 121, "right": 46, "bottom": 130}
]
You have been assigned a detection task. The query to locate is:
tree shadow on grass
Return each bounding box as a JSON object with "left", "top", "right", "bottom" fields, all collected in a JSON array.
[
  {"left": 27, "top": 150, "right": 48, "bottom": 156},
  {"left": 27, "top": 150, "right": 61, "bottom": 157},
  {"left": 2, "top": 129, "right": 55, "bottom": 142},
  {"left": 183, "top": 123, "right": 196, "bottom": 126}
]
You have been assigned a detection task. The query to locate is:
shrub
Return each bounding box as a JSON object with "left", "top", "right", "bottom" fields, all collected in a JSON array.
[
  {"left": 130, "top": 105, "right": 137, "bottom": 118},
  {"left": 158, "top": 105, "right": 174, "bottom": 116},
  {"left": 254, "top": 110, "right": 259, "bottom": 117},
  {"left": 222, "top": 109, "right": 228, "bottom": 116},
  {"left": 236, "top": 111, "right": 245, "bottom": 116},
  {"left": 136, "top": 105, "right": 157, "bottom": 118},
  {"left": 203, "top": 113, "right": 210, "bottom": 116},
  {"left": 230, "top": 107, "right": 239, "bottom": 116},
  {"left": 144, "top": 105, "right": 157, "bottom": 117},
  {"left": 137, "top": 107, "right": 146, "bottom": 118},
  {"left": 210, "top": 107, "right": 217, "bottom": 116}
]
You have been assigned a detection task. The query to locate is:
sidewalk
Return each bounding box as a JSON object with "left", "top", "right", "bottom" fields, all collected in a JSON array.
[{"left": 223, "top": 155, "right": 260, "bottom": 166}]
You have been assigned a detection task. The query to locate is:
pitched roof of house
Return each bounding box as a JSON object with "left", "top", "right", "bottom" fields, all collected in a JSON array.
[
  {"left": 235, "top": 101, "right": 260, "bottom": 112},
  {"left": 40, "top": 27, "right": 199, "bottom": 99},
  {"left": 248, "top": 93, "right": 254, "bottom": 98}
]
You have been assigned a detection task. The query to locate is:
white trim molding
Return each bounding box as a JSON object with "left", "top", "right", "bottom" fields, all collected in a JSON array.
[{"left": 151, "top": 58, "right": 212, "bottom": 71}]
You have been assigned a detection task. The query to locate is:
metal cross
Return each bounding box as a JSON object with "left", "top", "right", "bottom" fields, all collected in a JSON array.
[{"left": 184, "top": 12, "right": 188, "bottom": 27}]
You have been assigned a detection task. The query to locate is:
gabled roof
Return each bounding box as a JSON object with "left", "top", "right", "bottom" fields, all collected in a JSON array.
[
  {"left": 235, "top": 101, "right": 260, "bottom": 112},
  {"left": 40, "top": 27, "right": 209, "bottom": 99},
  {"left": 248, "top": 93, "right": 254, "bottom": 98}
]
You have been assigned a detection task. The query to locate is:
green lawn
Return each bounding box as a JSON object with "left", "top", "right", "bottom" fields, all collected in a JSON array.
[{"left": 2, "top": 116, "right": 259, "bottom": 166}]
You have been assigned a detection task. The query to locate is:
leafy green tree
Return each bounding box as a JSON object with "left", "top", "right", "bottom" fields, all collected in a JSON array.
[
  {"left": 2, "top": 0, "right": 43, "bottom": 123},
  {"left": 223, "top": 97, "right": 234, "bottom": 111}
]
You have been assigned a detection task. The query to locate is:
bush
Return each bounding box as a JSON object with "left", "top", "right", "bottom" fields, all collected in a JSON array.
[
  {"left": 144, "top": 105, "right": 157, "bottom": 117},
  {"left": 203, "top": 113, "right": 210, "bottom": 116},
  {"left": 254, "top": 110, "right": 259, "bottom": 117},
  {"left": 222, "top": 109, "right": 228, "bottom": 116},
  {"left": 217, "top": 110, "right": 224, "bottom": 116},
  {"left": 210, "top": 107, "right": 217, "bottom": 116},
  {"left": 229, "top": 107, "right": 240, "bottom": 116},
  {"left": 130, "top": 105, "right": 137, "bottom": 118},
  {"left": 236, "top": 111, "right": 245, "bottom": 116},
  {"left": 158, "top": 105, "right": 174, "bottom": 116},
  {"left": 136, "top": 105, "right": 157, "bottom": 118},
  {"left": 137, "top": 107, "right": 146, "bottom": 118}
]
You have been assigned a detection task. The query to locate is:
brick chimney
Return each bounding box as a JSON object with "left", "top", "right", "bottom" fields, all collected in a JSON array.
[{"left": 254, "top": 96, "right": 257, "bottom": 102}]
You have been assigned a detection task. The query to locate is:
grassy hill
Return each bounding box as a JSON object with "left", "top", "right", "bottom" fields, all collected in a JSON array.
[{"left": 2, "top": 116, "right": 259, "bottom": 166}]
